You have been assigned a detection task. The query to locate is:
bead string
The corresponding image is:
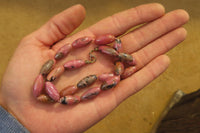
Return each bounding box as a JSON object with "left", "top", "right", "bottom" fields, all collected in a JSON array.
[{"left": 33, "top": 34, "right": 136, "bottom": 105}]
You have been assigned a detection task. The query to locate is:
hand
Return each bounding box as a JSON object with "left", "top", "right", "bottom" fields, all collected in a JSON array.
[{"left": 0, "top": 3, "right": 189, "bottom": 133}]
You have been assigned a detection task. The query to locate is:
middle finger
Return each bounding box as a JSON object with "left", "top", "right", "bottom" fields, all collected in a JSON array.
[{"left": 121, "top": 9, "right": 189, "bottom": 54}]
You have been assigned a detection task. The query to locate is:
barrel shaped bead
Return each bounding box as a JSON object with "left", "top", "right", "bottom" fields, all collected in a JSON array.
[
  {"left": 113, "top": 38, "right": 122, "bottom": 52},
  {"left": 114, "top": 61, "right": 124, "bottom": 75},
  {"left": 105, "top": 75, "right": 120, "bottom": 84},
  {"left": 126, "top": 57, "right": 136, "bottom": 66},
  {"left": 47, "top": 66, "right": 65, "bottom": 82},
  {"left": 95, "top": 34, "right": 115, "bottom": 45},
  {"left": 60, "top": 85, "right": 78, "bottom": 97},
  {"left": 37, "top": 94, "right": 54, "bottom": 103},
  {"left": 33, "top": 74, "right": 44, "bottom": 97},
  {"left": 54, "top": 44, "right": 72, "bottom": 60},
  {"left": 45, "top": 82, "right": 60, "bottom": 101},
  {"left": 121, "top": 66, "right": 137, "bottom": 79},
  {"left": 101, "top": 82, "right": 116, "bottom": 91},
  {"left": 98, "top": 73, "right": 114, "bottom": 81},
  {"left": 59, "top": 96, "right": 80, "bottom": 105},
  {"left": 81, "top": 87, "right": 101, "bottom": 101},
  {"left": 101, "top": 75, "right": 120, "bottom": 90},
  {"left": 118, "top": 53, "right": 133, "bottom": 62},
  {"left": 40, "top": 59, "right": 55, "bottom": 75},
  {"left": 97, "top": 46, "right": 119, "bottom": 57},
  {"left": 64, "top": 59, "right": 85, "bottom": 70},
  {"left": 72, "top": 36, "right": 93, "bottom": 48},
  {"left": 77, "top": 75, "right": 97, "bottom": 89}
]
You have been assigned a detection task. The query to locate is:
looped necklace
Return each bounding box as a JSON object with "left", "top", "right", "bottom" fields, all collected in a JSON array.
[{"left": 33, "top": 34, "right": 136, "bottom": 105}]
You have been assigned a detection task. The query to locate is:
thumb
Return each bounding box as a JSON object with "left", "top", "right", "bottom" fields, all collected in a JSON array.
[{"left": 31, "top": 4, "right": 86, "bottom": 46}]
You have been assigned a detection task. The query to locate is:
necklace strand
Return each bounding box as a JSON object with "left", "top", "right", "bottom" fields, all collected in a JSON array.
[{"left": 33, "top": 34, "right": 136, "bottom": 105}]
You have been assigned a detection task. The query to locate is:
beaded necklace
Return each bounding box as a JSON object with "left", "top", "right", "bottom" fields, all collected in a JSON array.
[{"left": 33, "top": 34, "right": 136, "bottom": 105}]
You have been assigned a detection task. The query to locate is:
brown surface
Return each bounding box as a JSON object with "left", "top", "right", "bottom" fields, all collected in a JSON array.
[
  {"left": 156, "top": 89, "right": 200, "bottom": 133},
  {"left": 0, "top": 0, "right": 199, "bottom": 133}
]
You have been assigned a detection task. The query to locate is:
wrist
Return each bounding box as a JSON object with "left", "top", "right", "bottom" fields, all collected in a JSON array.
[
  {"left": 0, "top": 105, "right": 30, "bottom": 133},
  {"left": 0, "top": 90, "right": 19, "bottom": 124}
]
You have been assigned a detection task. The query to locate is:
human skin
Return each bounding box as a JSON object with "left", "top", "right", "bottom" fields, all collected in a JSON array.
[{"left": 0, "top": 3, "right": 189, "bottom": 133}]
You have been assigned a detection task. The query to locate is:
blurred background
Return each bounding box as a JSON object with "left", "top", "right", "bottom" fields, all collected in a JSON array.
[{"left": 0, "top": 0, "right": 199, "bottom": 132}]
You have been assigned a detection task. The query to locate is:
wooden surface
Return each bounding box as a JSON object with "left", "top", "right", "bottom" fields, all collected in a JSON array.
[{"left": 0, "top": 0, "right": 199, "bottom": 133}]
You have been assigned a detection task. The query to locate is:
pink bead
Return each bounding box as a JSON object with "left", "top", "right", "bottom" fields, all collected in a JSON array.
[
  {"left": 63, "top": 59, "right": 85, "bottom": 70},
  {"left": 37, "top": 94, "right": 54, "bottom": 103},
  {"left": 45, "top": 82, "right": 60, "bottom": 101},
  {"left": 47, "top": 66, "right": 65, "bottom": 81},
  {"left": 113, "top": 38, "right": 122, "bottom": 52},
  {"left": 81, "top": 87, "right": 101, "bottom": 101},
  {"left": 54, "top": 44, "right": 72, "bottom": 60},
  {"left": 40, "top": 59, "right": 56, "bottom": 75},
  {"left": 59, "top": 85, "right": 78, "bottom": 97},
  {"left": 77, "top": 75, "right": 97, "bottom": 89},
  {"left": 126, "top": 56, "right": 136, "bottom": 66},
  {"left": 33, "top": 74, "right": 44, "bottom": 97},
  {"left": 59, "top": 96, "right": 80, "bottom": 105},
  {"left": 114, "top": 61, "right": 125, "bottom": 75},
  {"left": 100, "top": 75, "right": 120, "bottom": 91},
  {"left": 97, "top": 46, "right": 119, "bottom": 57},
  {"left": 98, "top": 73, "right": 114, "bottom": 81},
  {"left": 118, "top": 53, "right": 133, "bottom": 62},
  {"left": 121, "top": 66, "right": 137, "bottom": 79},
  {"left": 95, "top": 34, "right": 115, "bottom": 45},
  {"left": 105, "top": 75, "right": 120, "bottom": 85},
  {"left": 72, "top": 36, "right": 93, "bottom": 48}
]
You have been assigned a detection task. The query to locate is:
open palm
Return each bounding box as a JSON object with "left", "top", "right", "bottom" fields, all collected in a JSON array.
[{"left": 0, "top": 3, "right": 189, "bottom": 133}]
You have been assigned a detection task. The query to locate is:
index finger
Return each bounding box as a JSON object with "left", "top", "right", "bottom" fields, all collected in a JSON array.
[{"left": 52, "top": 3, "right": 165, "bottom": 52}]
